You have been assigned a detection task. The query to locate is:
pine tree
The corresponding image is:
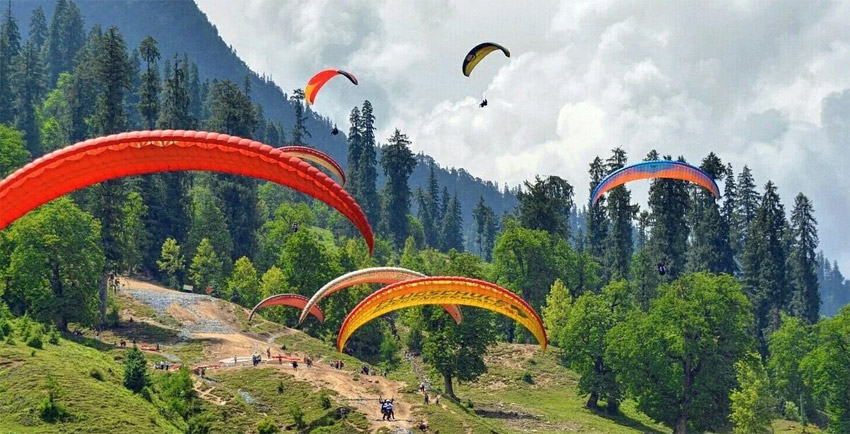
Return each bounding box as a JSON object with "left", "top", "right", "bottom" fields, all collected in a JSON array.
[
  {"left": 157, "top": 56, "right": 193, "bottom": 129},
  {"left": 0, "top": 1, "right": 21, "bottom": 125},
  {"left": 736, "top": 165, "right": 760, "bottom": 248},
  {"left": 647, "top": 151, "right": 690, "bottom": 279},
  {"left": 722, "top": 163, "right": 739, "bottom": 255},
  {"left": 13, "top": 40, "right": 45, "bottom": 156},
  {"left": 137, "top": 36, "right": 160, "bottom": 130},
  {"left": 379, "top": 129, "right": 417, "bottom": 248},
  {"left": 204, "top": 79, "right": 259, "bottom": 260},
  {"left": 686, "top": 152, "right": 734, "bottom": 274},
  {"left": 440, "top": 193, "right": 464, "bottom": 252},
  {"left": 289, "top": 88, "right": 310, "bottom": 145},
  {"left": 742, "top": 181, "right": 789, "bottom": 351},
  {"left": 91, "top": 26, "right": 132, "bottom": 324},
  {"left": 586, "top": 156, "right": 609, "bottom": 264},
  {"left": 604, "top": 148, "right": 635, "bottom": 280},
  {"left": 188, "top": 62, "right": 202, "bottom": 120},
  {"left": 357, "top": 100, "right": 380, "bottom": 226},
  {"left": 44, "top": 0, "right": 85, "bottom": 86},
  {"left": 440, "top": 186, "right": 450, "bottom": 224},
  {"left": 346, "top": 107, "right": 362, "bottom": 199},
  {"left": 516, "top": 175, "right": 573, "bottom": 240},
  {"left": 28, "top": 7, "right": 47, "bottom": 50},
  {"left": 789, "top": 193, "right": 819, "bottom": 323},
  {"left": 472, "top": 196, "right": 497, "bottom": 261},
  {"left": 123, "top": 346, "right": 149, "bottom": 393}
]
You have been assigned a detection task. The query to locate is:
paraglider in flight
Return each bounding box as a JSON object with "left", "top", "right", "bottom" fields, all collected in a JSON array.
[
  {"left": 298, "top": 267, "right": 463, "bottom": 325},
  {"left": 331, "top": 125, "right": 339, "bottom": 135},
  {"left": 0, "top": 130, "right": 373, "bottom": 254},
  {"left": 462, "top": 42, "right": 510, "bottom": 77},
  {"left": 591, "top": 160, "right": 720, "bottom": 206},
  {"left": 479, "top": 98, "right": 488, "bottom": 108},
  {"left": 249, "top": 293, "right": 325, "bottom": 323},
  {"left": 336, "top": 277, "right": 547, "bottom": 352},
  {"left": 305, "top": 69, "right": 358, "bottom": 105},
  {"left": 278, "top": 145, "right": 346, "bottom": 186},
  {"left": 657, "top": 262, "right": 668, "bottom": 276}
]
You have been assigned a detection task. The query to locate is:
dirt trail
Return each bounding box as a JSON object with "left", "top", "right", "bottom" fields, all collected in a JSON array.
[{"left": 119, "top": 278, "right": 413, "bottom": 432}]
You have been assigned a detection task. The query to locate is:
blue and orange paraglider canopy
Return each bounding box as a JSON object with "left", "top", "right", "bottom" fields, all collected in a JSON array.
[{"left": 591, "top": 160, "right": 720, "bottom": 206}]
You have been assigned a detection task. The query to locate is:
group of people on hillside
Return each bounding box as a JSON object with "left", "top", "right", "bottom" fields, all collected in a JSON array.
[
  {"left": 331, "top": 360, "right": 345, "bottom": 370},
  {"left": 378, "top": 397, "right": 395, "bottom": 420}
]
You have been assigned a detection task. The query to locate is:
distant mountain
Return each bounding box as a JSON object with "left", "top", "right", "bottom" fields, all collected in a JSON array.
[{"left": 11, "top": 0, "right": 517, "bottom": 237}]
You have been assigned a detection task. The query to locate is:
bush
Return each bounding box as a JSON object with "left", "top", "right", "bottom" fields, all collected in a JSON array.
[
  {"left": 123, "top": 347, "right": 149, "bottom": 393},
  {"left": 277, "top": 381, "right": 284, "bottom": 394},
  {"left": 27, "top": 333, "right": 43, "bottom": 349},
  {"left": 406, "top": 325, "right": 423, "bottom": 354},
  {"left": 6, "top": 335, "right": 15, "bottom": 345},
  {"left": 257, "top": 417, "right": 280, "bottom": 434},
  {"left": 465, "top": 399, "right": 474, "bottom": 409},
  {"left": 106, "top": 305, "right": 120, "bottom": 327},
  {"left": 0, "top": 319, "right": 9, "bottom": 337},
  {"left": 186, "top": 413, "right": 213, "bottom": 434},
  {"left": 39, "top": 376, "right": 70, "bottom": 423},
  {"left": 320, "top": 393, "right": 331, "bottom": 409},
  {"left": 48, "top": 330, "right": 60, "bottom": 345},
  {"left": 90, "top": 369, "right": 104, "bottom": 381},
  {"left": 783, "top": 401, "right": 800, "bottom": 421},
  {"left": 288, "top": 403, "right": 304, "bottom": 429},
  {"left": 140, "top": 386, "right": 152, "bottom": 402},
  {"left": 520, "top": 372, "right": 534, "bottom": 384}
]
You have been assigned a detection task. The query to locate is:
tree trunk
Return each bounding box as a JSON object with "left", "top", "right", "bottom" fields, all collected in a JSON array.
[
  {"left": 675, "top": 360, "right": 693, "bottom": 434},
  {"left": 586, "top": 391, "right": 599, "bottom": 409},
  {"left": 99, "top": 273, "right": 108, "bottom": 325},
  {"left": 443, "top": 373, "right": 455, "bottom": 399}
]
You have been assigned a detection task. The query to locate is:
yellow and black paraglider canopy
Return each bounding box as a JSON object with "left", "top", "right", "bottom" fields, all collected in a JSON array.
[{"left": 462, "top": 42, "right": 510, "bottom": 77}]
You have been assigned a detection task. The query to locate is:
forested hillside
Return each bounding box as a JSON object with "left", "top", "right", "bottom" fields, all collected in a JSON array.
[
  {"left": 1, "top": 1, "right": 850, "bottom": 434},
  {"left": 8, "top": 0, "right": 518, "bottom": 236}
]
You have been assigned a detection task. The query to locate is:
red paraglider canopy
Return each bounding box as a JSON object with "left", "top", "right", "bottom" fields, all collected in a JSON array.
[
  {"left": 0, "top": 130, "right": 373, "bottom": 253},
  {"left": 249, "top": 293, "right": 325, "bottom": 323}
]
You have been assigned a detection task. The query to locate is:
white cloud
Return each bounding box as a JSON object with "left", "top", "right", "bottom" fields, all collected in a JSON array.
[{"left": 196, "top": 0, "right": 850, "bottom": 273}]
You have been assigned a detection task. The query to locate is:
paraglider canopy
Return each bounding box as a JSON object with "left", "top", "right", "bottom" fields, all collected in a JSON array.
[
  {"left": 463, "top": 42, "right": 510, "bottom": 77},
  {"left": 591, "top": 160, "right": 720, "bottom": 206},
  {"left": 249, "top": 293, "right": 325, "bottom": 323},
  {"left": 305, "top": 69, "right": 358, "bottom": 105}
]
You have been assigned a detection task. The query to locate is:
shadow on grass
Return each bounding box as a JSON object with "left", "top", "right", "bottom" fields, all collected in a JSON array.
[{"left": 590, "top": 406, "right": 666, "bottom": 434}]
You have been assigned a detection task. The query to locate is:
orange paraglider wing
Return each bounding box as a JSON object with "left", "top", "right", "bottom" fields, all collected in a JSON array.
[
  {"left": 304, "top": 69, "right": 358, "bottom": 105},
  {"left": 0, "top": 130, "right": 373, "bottom": 253},
  {"left": 591, "top": 160, "right": 720, "bottom": 206},
  {"left": 337, "top": 277, "right": 546, "bottom": 352},
  {"left": 249, "top": 293, "right": 325, "bottom": 323},
  {"left": 298, "top": 267, "right": 463, "bottom": 325},
  {"left": 279, "top": 146, "right": 346, "bottom": 186}
]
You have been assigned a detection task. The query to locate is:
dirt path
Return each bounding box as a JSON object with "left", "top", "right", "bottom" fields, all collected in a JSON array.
[{"left": 119, "top": 277, "right": 413, "bottom": 432}]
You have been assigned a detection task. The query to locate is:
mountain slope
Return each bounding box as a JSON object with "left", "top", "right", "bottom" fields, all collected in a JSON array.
[{"left": 11, "top": 0, "right": 518, "bottom": 236}]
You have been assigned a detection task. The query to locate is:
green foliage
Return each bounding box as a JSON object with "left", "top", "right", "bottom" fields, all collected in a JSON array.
[
  {"left": 288, "top": 402, "right": 305, "bottom": 429},
  {"left": 6, "top": 197, "right": 103, "bottom": 330},
  {"left": 380, "top": 128, "right": 417, "bottom": 247},
  {"left": 158, "top": 367, "right": 196, "bottom": 419},
  {"left": 783, "top": 401, "right": 800, "bottom": 422},
  {"left": 768, "top": 315, "right": 815, "bottom": 413},
  {"left": 604, "top": 148, "right": 636, "bottom": 280},
  {"left": 379, "top": 328, "right": 401, "bottom": 368},
  {"left": 227, "top": 256, "right": 260, "bottom": 307},
  {"left": 158, "top": 238, "right": 185, "bottom": 289},
  {"left": 520, "top": 372, "right": 534, "bottom": 384},
  {"left": 90, "top": 368, "right": 104, "bottom": 381},
  {"left": 185, "top": 413, "right": 213, "bottom": 434},
  {"left": 320, "top": 393, "right": 332, "bottom": 409},
  {"left": 801, "top": 306, "right": 850, "bottom": 433},
  {"left": 119, "top": 191, "right": 150, "bottom": 274},
  {"left": 123, "top": 346, "right": 149, "bottom": 393},
  {"left": 553, "top": 280, "right": 633, "bottom": 411},
  {"left": 257, "top": 417, "right": 280, "bottom": 434},
  {"left": 440, "top": 193, "right": 464, "bottom": 252},
  {"left": 48, "top": 329, "right": 60, "bottom": 345},
  {"left": 38, "top": 375, "right": 71, "bottom": 423},
  {"left": 730, "top": 355, "right": 775, "bottom": 434},
  {"left": 189, "top": 238, "right": 222, "bottom": 295},
  {"left": 517, "top": 175, "right": 573, "bottom": 240},
  {"left": 26, "top": 331, "right": 43, "bottom": 349},
  {"left": 608, "top": 272, "right": 755, "bottom": 433}
]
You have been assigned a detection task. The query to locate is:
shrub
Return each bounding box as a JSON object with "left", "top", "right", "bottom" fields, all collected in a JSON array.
[
  {"left": 783, "top": 401, "right": 800, "bottom": 421},
  {"left": 106, "top": 306, "right": 120, "bottom": 327},
  {"left": 520, "top": 372, "right": 534, "bottom": 384},
  {"left": 90, "top": 369, "right": 104, "bottom": 381},
  {"left": 277, "top": 381, "right": 284, "bottom": 394},
  {"left": 27, "top": 333, "right": 43, "bottom": 349},
  {"left": 257, "top": 417, "right": 280, "bottom": 434},
  {"left": 186, "top": 414, "right": 213, "bottom": 434},
  {"left": 288, "top": 403, "right": 304, "bottom": 429},
  {"left": 320, "top": 393, "right": 331, "bottom": 409},
  {"left": 123, "top": 347, "right": 149, "bottom": 393},
  {"left": 48, "top": 329, "right": 60, "bottom": 345},
  {"left": 465, "top": 399, "right": 474, "bottom": 409}
]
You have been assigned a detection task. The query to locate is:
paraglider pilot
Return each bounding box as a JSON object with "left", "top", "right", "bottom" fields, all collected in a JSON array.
[
  {"left": 479, "top": 98, "right": 488, "bottom": 108},
  {"left": 331, "top": 125, "right": 339, "bottom": 135},
  {"left": 657, "top": 261, "right": 669, "bottom": 276}
]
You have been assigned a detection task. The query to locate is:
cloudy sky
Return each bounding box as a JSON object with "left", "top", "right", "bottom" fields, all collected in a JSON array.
[{"left": 195, "top": 0, "right": 850, "bottom": 273}]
